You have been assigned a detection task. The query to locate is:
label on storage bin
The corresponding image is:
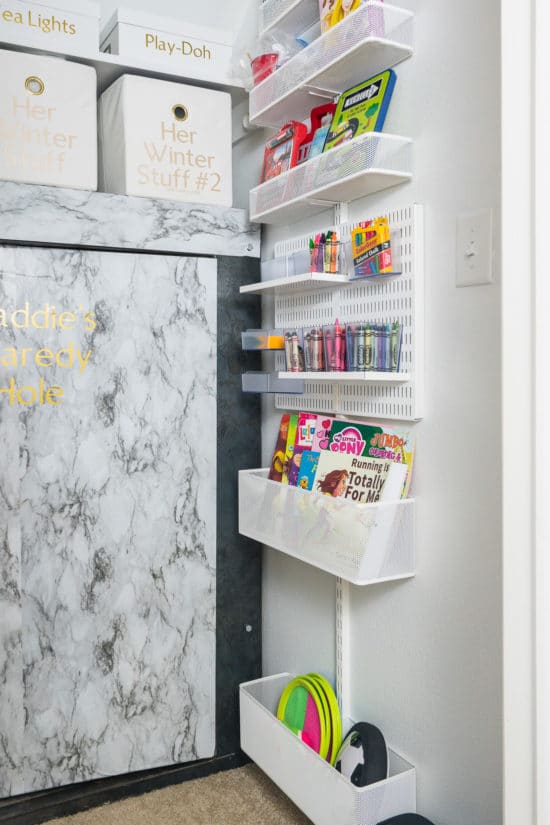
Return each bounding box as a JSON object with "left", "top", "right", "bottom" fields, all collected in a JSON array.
[
  {"left": 102, "top": 18, "right": 233, "bottom": 84},
  {"left": 0, "top": 1, "right": 100, "bottom": 55},
  {"left": 0, "top": 49, "right": 97, "bottom": 190},
  {"left": 99, "top": 75, "right": 232, "bottom": 206}
]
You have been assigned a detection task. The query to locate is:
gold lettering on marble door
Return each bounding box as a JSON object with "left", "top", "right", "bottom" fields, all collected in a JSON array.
[{"left": 0, "top": 303, "right": 97, "bottom": 406}]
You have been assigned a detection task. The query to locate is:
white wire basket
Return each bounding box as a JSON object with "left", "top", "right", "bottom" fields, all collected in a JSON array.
[
  {"left": 259, "top": 0, "right": 320, "bottom": 37},
  {"left": 250, "top": 133, "right": 412, "bottom": 225},
  {"left": 238, "top": 469, "right": 415, "bottom": 585},
  {"left": 240, "top": 673, "right": 417, "bottom": 825},
  {"left": 251, "top": 1, "right": 414, "bottom": 127}
]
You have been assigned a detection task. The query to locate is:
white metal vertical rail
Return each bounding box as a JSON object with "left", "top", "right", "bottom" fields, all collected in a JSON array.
[{"left": 336, "top": 576, "right": 352, "bottom": 721}]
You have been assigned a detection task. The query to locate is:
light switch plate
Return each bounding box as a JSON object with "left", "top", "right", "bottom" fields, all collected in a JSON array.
[{"left": 456, "top": 209, "right": 494, "bottom": 287}]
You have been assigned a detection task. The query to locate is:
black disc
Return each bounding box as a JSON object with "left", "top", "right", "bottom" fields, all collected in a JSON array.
[{"left": 334, "top": 722, "right": 388, "bottom": 787}]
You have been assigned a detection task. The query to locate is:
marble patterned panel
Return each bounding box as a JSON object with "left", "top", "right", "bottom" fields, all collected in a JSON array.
[
  {"left": 0, "top": 247, "right": 216, "bottom": 795},
  {"left": 0, "top": 270, "right": 24, "bottom": 798},
  {"left": 0, "top": 183, "right": 260, "bottom": 258}
]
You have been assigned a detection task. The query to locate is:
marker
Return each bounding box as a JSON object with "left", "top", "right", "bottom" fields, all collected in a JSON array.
[
  {"left": 372, "top": 325, "right": 380, "bottom": 370},
  {"left": 383, "top": 324, "right": 391, "bottom": 371},
  {"left": 390, "top": 321, "right": 400, "bottom": 371},
  {"left": 325, "top": 231, "right": 332, "bottom": 273},
  {"left": 335, "top": 319, "right": 346, "bottom": 371},
  {"left": 314, "top": 328, "right": 324, "bottom": 370},
  {"left": 304, "top": 330, "right": 312, "bottom": 370},
  {"left": 353, "top": 325, "right": 365, "bottom": 371},
  {"left": 289, "top": 331, "right": 303, "bottom": 372},
  {"left": 324, "top": 325, "right": 335, "bottom": 371},
  {"left": 284, "top": 332, "right": 293, "bottom": 370},
  {"left": 365, "top": 324, "right": 373, "bottom": 371}
]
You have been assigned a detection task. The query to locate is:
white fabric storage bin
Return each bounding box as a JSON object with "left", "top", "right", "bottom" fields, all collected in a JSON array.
[
  {"left": 0, "top": 0, "right": 100, "bottom": 55},
  {"left": 99, "top": 74, "right": 232, "bottom": 206},
  {"left": 0, "top": 49, "right": 97, "bottom": 190},
  {"left": 100, "top": 8, "right": 233, "bottom": 85}
]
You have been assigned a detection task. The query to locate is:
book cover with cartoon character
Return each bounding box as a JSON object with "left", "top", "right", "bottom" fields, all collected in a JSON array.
[
  {"left": 268, "top": 413, "right": 290, "bottom": 482},
  {"left": 281, "top": 414, "right": 298, "bottom": 485},
  {"left": 288, "top": 412, "right": 317, "bottom": 486},
  {"left": 312, "top": 417, "right": 415, "bottom": 497}
]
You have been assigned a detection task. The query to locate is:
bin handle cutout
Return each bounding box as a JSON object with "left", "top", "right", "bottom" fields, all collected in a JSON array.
[{"left": 172, "top": 104, "right": 189, "bottom": 122}]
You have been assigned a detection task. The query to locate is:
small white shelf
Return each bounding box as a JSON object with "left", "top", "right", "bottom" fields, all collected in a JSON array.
[
  {"left": 240, "top": 273, "right": 349, "bottom": 295},
  {"left": 259, "top": 0, "right": 320, "bottom": 38},
  {"left": 0, "top": 40, "right": 245, "bottom": 99},
  {"left": 250, "top": 2, "right": 413, "bottom": 127},
  {"left": 239, "top": 469, "right": 415, "bottom": 585},
  {"left": 279, "top": 371, "right": 410, "bottom": 384},
  {"left": 240, "top": 673, "right": 417, "bottom": 825},
  {"left": 242, "top": 372, "right": 305, "bottom": 394},
  {"left": 250, "top": 133, "right": 412, "bottom": 225}
]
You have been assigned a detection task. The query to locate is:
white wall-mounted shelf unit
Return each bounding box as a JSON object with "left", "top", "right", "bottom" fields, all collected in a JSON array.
[
  {"left": 259, "top": 0, "right": 320, "bottom": 38},
  {"left": 250, "top": 133, "right": 412, "bottom": 225},
  {"left": 240, "top": 673, "right": 416, "bottom": 825},
  {"left": 269, "top": 204, "right": 423, "bottom": 421},
  {"left": 239, "top": 469, "right": 415, "bottom": 585},
  {"left": 250, "top": 1, "right": 413, "bottom": 128}
]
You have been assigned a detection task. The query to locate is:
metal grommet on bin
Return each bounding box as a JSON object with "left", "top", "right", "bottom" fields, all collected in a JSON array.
[
  {"left": 25, "top": 76, "right": 45, "bottom": 95},
  {"left": 172, "top": 103, "right": 189, "bottom": 122}
]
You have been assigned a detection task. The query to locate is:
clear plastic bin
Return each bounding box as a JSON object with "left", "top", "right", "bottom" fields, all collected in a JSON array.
[
  {"left": 242, "top": 373, "right": 305, "bottom": 394},
  {"left": 261, "top": 249, "right": 311, "bottom": 281},
  {"left": 241, "top": 329, "right": 285, "bottom": 350}
]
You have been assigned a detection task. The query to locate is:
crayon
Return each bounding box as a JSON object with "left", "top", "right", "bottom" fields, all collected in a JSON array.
[{"left": 334, "top": 319, "right": 346, "bottom": 371}]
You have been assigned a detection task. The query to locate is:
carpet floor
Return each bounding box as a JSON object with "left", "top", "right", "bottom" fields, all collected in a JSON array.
[{"left": 47, "top": 765, "right": 312, "bottom": 825}]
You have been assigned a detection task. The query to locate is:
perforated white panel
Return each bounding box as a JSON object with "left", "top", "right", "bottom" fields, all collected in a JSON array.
[{"left": 274, "top": 203, "right": 424, "bottom": 420}]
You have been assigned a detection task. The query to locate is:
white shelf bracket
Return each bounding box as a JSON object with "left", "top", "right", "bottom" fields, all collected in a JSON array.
[
  {"left": 336, "top": 576, "right": 352, "bottom": 722},
  {"left": 304, "top": 85, "right": 340, "bottom": 100},
  {"left": 334, "top": 202, "right": 350, "bottom": 226}
]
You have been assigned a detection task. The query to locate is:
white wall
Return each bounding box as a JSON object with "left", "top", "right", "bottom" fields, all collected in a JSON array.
[
  {"left": 260, "top": 2, "right": 502, "bottom": 824},
  {"left": 99, "top": 0, "right": 250, "bottom": 31}
]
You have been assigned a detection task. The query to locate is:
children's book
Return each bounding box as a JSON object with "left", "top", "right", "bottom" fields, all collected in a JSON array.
[
  {"left": 312, "top": 450, "right": 407, "bottom": 504},
  {"left": 281, "top": 414, "right": 298, "bottom": 485},
  {"left": 288, "top": 413, "right": 317, "bottom": 486},
  {"left": 312, "top": 417, "right": 415, "bottom": 497},
  {"left": 296, "top": 450, "right": 320, "bottom": 491},
  {"left": 269, "top": 413, "right": 290, "bottom": 482},
  {"left": 319, "top": 0, "right": 360, "bottom": 33},
  {"left": 323, "top": 70, "right": 397, "bottom": 153}
]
